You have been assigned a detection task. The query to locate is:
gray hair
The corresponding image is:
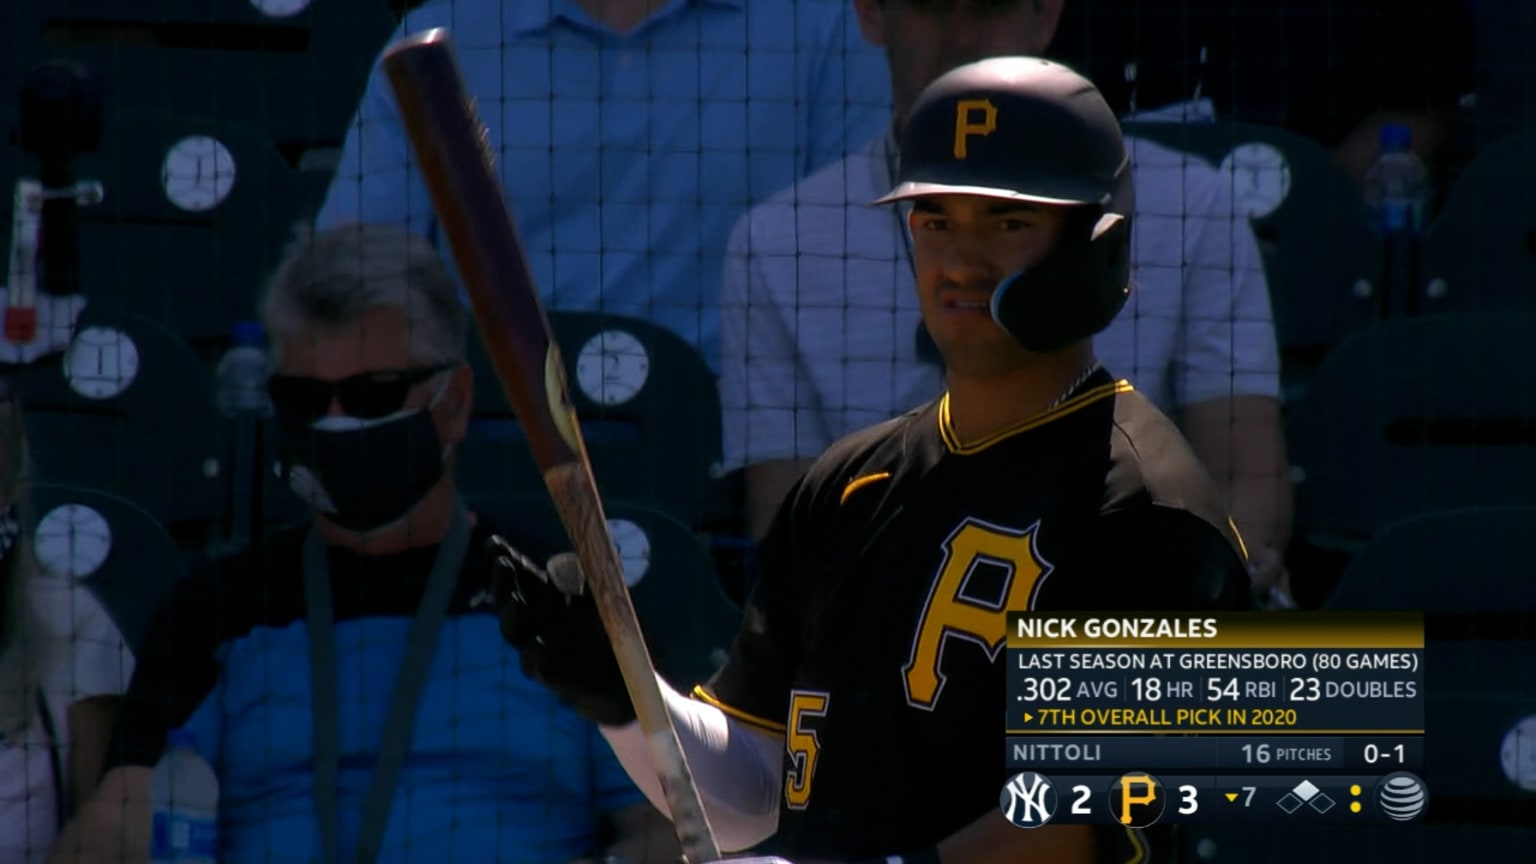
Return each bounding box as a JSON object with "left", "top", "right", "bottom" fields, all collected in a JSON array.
[
  {"left": 261, "top": 221, "right": 468, "bottom": 366},
  {"left": 0, "top": 396, "right": 46, "bottom": 739}
]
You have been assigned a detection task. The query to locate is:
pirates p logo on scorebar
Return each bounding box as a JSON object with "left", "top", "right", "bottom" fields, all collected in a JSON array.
[{"left": 1108, "top": 772, "right": 1166, "bottom": 828}]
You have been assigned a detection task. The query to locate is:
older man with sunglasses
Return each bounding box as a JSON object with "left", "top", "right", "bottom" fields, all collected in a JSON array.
[{"left": 50, "top": 223, "right": 678, "bottom": 864}]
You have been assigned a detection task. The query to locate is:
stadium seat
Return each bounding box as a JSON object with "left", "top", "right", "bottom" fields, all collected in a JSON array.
[
  {"left": 3, "top": 0, "right": 393, "bottom": 346},
  {"left": 1302, "top": 508, "right": 1536, "bottom": 856},
  {"left": 1185, "top": 822, "right": 1536, "bottom": 863},
  {"left": 468, "top": 494, "right": 743, "bottom": 693},
  {"left": 460, "top": 312, "right": 724, "bottom": 527},
  {"left": 30, "top": 482, "right": 187, "bottom": 656},
  {"left": 31, "top": 1, "right": 397, "bottom": 147},
  {"left": 64, "top": 118, "right": 327, "bottom": 345},
  {"left": 1469, "top": 0, "right": 1536, "bottom": 145},
  {"left": 1285, "top": 314, "right": 1536, "bottom": 552},
  {"left": 13, "top": 305, "right": 227, "bottom": 544},
  {"left": 1121, "top": 121, "right": 1384, "bottom": 405},
  {"left": 1193, "top": 508, "right": 1536, "bottom": 860},
  {"left": 1418, "top": 130, "right": 1536, "bottom": 315},
  {"left": 1323, "top": 507, "right": 1536, "bottom": 612},
  {"left": 1416, "top": 637, "right": 1536, "bottom": 808},
  {"left": 78, "top": 117, "right": 312, "bottom": 223}
]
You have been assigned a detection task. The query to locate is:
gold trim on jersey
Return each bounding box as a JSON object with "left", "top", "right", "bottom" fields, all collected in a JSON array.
[
  {"left": 690, "top": 685, "right": 787, "bottom": 734},
  {"left": 938, "top": 381, "right": 1133, "bottom": 455},
  {"left": 840, "top": 471, "right": 892, "bottom": 506},
  {"left": 1227, "top": 516, "right": 1251, "bottom": 564}
]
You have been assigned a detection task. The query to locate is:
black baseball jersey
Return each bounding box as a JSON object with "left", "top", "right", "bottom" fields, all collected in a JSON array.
[{"left": 699, "top": 371, "right": 1251, "bottom": 859}]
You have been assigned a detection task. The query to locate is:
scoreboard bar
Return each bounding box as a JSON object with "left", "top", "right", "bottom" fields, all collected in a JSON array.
[
  {"left": 1007, "top": 612, "right": 1423, "bottom": 649},
  {"left": 1005, "top": 613, "right": 1424, "bottom": 734},
  {"left": 1004, "top": 735, "right": 1424, "bottom": 773},
  {"left": 1001, "top": 773, "right": 1429, "bottom": 826},
  {"left": 998, "top": 612, "right": 1428, "bottom": 827}
]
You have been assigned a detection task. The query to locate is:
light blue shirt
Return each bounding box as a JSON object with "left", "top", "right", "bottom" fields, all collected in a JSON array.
[
  {"left": 181, "top": 615, "right": 642, "bottom": 864},
  {"left": 316, "top": 0, "right": 892, "bottom": 371}
]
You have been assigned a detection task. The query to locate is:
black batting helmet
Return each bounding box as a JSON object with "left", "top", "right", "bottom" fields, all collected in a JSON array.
[{"left": 874, "top": 57, "right": 1134, "bottom": 354}]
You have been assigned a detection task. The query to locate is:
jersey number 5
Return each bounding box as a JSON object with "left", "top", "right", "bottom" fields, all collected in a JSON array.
[
  {"left": 903, "top": 518, "right": 1051, "bottom": 709},
  {"left": 784, "top": 689, "right": 830, "bottom": 810}
]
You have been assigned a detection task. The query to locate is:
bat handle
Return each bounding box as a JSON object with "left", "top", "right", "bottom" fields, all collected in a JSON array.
[{"left": 544, "top": 463, "right": 724, "bottom": 862}]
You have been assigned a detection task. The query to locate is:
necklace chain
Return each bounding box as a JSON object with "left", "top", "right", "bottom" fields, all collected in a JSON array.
[{"left": 1047, "top": 362, "right": 1104, "bottom": 412}]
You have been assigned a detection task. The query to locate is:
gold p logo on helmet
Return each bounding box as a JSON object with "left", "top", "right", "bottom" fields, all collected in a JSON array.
[{"left": 952, "top": 98, "right": 998, "bottom": 159}]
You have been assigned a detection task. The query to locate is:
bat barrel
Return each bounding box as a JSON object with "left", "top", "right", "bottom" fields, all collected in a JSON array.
[
  {"left": 381, "top": 30, "right": 582, "bottom": 472},
  {"left": 382, "top": 30, "right": 724, "bottom": 863}
]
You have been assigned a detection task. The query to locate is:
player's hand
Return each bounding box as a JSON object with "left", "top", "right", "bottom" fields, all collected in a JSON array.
[
  {"left": 1248, "top": 546, "right": 1298, "bottom": 609},
  {"left": 489, "top": 536, "right": 636, "bottom": 726}
]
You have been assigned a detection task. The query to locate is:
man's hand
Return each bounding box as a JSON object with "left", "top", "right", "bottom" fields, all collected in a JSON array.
[{"left": 489, "top": 536, "right": 635, "bottom": 725}]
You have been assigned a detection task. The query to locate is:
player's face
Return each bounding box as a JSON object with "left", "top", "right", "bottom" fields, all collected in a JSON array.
[
  {"left": 908, "top": 194, "right": 1068, "bottom": 375},
  {"left": 854, "top": 0, "right": 1064, "bottom": 128}
]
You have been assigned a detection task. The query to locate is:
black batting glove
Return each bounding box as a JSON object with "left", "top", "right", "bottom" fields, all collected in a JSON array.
[{"left": 488, "top": 536, "right": 636, "bottom": 726}]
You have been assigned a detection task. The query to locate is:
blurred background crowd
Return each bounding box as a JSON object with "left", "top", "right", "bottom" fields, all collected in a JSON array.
[{"left": 0, "top": 1, "right": 1531, "bottom": 863}]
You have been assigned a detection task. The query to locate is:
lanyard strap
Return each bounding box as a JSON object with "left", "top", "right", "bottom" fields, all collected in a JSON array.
[
  {"left": 34, "top": 688, "right": 66, "bottom": 830},
  {"left": 304, "top": 502, "right": 471, "bottom": 864}
]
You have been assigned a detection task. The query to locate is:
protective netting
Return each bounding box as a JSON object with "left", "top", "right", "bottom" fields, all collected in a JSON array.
[{"left": 0, "top": 1, "right": 1532, "bottom": 862}]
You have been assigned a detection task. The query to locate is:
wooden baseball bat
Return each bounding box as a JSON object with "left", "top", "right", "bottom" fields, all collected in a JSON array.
[{"left": 381, "top": 29, "right": 723, "bottom": 864}]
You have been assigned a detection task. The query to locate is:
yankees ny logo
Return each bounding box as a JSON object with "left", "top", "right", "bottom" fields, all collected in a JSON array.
[{"left": 999, "top": 771, "right": 1058, "bottom": 828}]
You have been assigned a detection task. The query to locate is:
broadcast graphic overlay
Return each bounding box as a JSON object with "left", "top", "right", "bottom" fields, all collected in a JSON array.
[{"left": 997, "top": 613, "right": 1426, "bottom": 828}]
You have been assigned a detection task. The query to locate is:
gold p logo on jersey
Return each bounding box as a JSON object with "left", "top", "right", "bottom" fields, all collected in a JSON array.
[{"left": 953, "top": 99, "right": 998, "bottom": 159}]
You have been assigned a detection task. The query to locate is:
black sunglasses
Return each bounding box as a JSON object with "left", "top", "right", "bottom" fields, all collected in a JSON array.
[{"left": 267, "top": 364, "right": 453, "bottom": 422}]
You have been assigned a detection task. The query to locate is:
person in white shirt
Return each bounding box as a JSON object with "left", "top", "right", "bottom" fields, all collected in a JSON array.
[
  {"left": 0, "top": 388, "right": 134, "bottom": 864},
  {"left": 720, "top": 0, "right": 1294, "bottom": 601}
]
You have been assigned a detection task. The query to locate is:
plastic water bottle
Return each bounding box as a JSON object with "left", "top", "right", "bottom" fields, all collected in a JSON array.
[
  {"left": 1362, "top": 122, "right": 1429, "bottom": 236},
  {"left": 214, "top": 320, "right": 272, "bottom": 418},
  {"left": 149, "top": 729, "right": 219, "bottom": 864},
  {"left": 1362, "top": 123, "right": 1429, "bottom": 314},
  {"left": 215, "top": 320, "right": 271, "bottom": 548}
]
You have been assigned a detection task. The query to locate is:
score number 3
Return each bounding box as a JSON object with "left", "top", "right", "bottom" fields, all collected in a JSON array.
[{"left": 1177, "top": 784, "right": 1200, "bottom": 816}]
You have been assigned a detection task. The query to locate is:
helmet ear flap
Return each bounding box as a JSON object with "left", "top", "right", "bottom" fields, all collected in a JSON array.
[
  {"left": 989, "top": 203, "right": 1133, "bottom": 354},
  {"left": 1092, "top": 210, "right": 1124, "bottom": 241},
  {"left": 1090, "top": 209, "right": 1133, "bottom": 311}
]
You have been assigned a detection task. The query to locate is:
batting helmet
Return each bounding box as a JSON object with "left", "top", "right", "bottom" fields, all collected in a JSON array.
[{"left": 874, "top": 56, "right": 1133, "bottom": 354}]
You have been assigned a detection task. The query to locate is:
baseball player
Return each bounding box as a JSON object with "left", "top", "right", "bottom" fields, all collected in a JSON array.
[{"left": 493, "top": 58, "right": 1252, "bottom": 863}]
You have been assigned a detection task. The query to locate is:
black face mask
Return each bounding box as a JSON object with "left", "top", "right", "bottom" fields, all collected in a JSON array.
[{"left": 278, "top": 408, "right": 447, "bottom": 533}]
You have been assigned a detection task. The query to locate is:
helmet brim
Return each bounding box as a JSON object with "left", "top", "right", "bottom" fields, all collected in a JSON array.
[{"left": 871, "top": 180, "right": 1103, "bottom": 208}]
